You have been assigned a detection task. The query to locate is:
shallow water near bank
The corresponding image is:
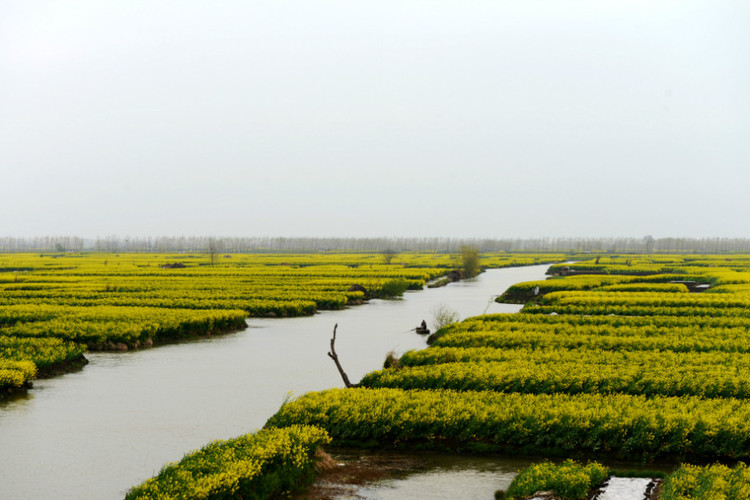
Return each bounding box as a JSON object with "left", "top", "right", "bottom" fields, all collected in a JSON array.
[
  {"left": 0, "top": 265, "right": 549, "bottom": 500},
  {"left": 597, "top": 477, "right": 654, "bottom": 500},
  {"left": 314, "top": 451, "right": 533, "bottom": 500}
]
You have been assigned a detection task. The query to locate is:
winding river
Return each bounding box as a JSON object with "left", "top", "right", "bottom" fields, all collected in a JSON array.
[{"left": 0, "top": 264, "right": 550, "bottom": 500}]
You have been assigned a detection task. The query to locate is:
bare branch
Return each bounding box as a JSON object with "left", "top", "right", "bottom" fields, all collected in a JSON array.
[{"left": 327, "top": 323, "right": 355, "bottom": 388}]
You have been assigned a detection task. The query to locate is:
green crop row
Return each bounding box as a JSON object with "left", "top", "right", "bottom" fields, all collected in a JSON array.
[
  {"left": 496, "top": 276, "right": 634, "bottom": 303},
  {"left": 495, "top": 274, "right": 699, "bottom": 303},
  {"left": 432, "top": 327, "right": 750, "bottom": 354},
  {"left": 2, "top": 308, "right": 248, "bottom": 347},
  {"left": 266, "top": 387, "right": 750, "bottom": 460},
  {"left": 524, "top": 303, "right": 750, "bottom": 318},
  {"left": 500, "top": 459, "right": 609, "bottom": 500},
  {"left": 0, "top": 295, "right": 319, "bottom": 317},
  {"left": 361, "top": 357, "right": 750, "bottom": 399},
  {"left": 0, "top": 360, "right": 37, "bottom": 391},
  {"left": 436, "top": 317, "right": 750, "bottom": 342},
  {"left": 0, "top": 335, "right": 85, "bottom": 391},
  {"left": 0, "top": 304, "right": 237, "bottom": 324},
  {"left": 661, "top": 463, "right": 750, "bottom": 500},
  {"left": 0, "top": 336, "right": 85, "bottom": 368},
  {"left": 597, "top": 282, "right": 689, "bottom": 293},
  {"left": 545, "top": 259, "right": 728, "bottom": 277},
  {"left": 458, "top": 311, "right": 750, "bottom": 330},
  {"left": 399, "top": 346, "right": 750, "bottom": 369},
  {"left": 125, "top": 425, "right": 330, "bottom": 500},
  {"left": 538, "top": 290, "right": 750, "bottom": 309},
  {"left": 0, "top": 287, "right": 355, "bottom": 310}
]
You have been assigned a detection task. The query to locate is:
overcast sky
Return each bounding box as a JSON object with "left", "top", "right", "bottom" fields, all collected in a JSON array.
[{"left": 1, "top": 1, "right": 748, "bottom": 239}]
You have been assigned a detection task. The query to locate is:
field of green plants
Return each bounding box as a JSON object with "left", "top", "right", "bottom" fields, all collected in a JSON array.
[
  {"left": 499, "top": 459, "right": 610, "bottom": 500},
  {"left": 124, "top": 425, "right": 330, "bottom": 500},
  {"left": 264, "top": 254, "right": 750, "bottom": 498},
  {"left": 661, "top": 462, "right": 750, "bottom": 499},
  {"left": 16, "top": 251, "right": 749, "bottom": 498},
  {"left": 0, "top": 252, "right": 560, "bottom": 396},
  {"left": 499, "top": 459, "right": 750, "bottom": 500}
]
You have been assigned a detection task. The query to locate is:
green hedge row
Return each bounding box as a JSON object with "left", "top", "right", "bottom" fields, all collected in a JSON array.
[{"left": 125, "top": 425, "right": 330, "bottom": 500}]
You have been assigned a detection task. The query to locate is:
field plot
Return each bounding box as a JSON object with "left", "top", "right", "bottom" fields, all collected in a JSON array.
[
  {"left": 269, "top": 254, "right": 750, "bottom": 467},
  {"left": 0, "top": 252, "right": 559, "bottom": 395}
]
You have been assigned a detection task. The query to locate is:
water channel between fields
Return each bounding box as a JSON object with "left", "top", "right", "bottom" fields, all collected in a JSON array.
[{"left": 0, "top": 264, "right": 551, "bottom": 500}]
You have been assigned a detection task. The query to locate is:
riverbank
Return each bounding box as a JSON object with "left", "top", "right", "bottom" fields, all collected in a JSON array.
[{"left": 35, "top": 354, "right": 89, "bottom": 378}]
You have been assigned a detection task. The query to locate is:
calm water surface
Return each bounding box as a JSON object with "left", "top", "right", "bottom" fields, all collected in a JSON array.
[
  {"left": 0, "top": 265, "right": 549, "bottom": 500},
  {"left": 328, "top": 452, "right": 533, "bottom": 500}
]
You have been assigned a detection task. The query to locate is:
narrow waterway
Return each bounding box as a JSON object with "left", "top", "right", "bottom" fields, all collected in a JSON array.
[{"left": 0, "top": 264, "right": 549, "bottom": 500}]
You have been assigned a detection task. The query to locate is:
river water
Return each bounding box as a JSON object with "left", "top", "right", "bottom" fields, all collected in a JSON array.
[{"left": 0, "top": 264, "right": 549, "bottom": 500}]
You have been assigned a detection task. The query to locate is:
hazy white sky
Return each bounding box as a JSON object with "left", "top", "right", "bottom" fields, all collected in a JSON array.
[{"left": 1, "top": 1, "right": 748, "bottom": 239}]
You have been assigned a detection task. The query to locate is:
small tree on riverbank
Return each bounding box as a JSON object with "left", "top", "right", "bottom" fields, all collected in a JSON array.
[
  {"left": 460, "top": 245, "right": 480, "bottom": 278},
  {"left": 431, "top": 303, "right": 459, "bottom": 331}
]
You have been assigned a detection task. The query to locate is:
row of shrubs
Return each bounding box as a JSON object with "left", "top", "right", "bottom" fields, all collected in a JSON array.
[
  {"left": 499, "top": 460, "right": 750, "bottom": 500},
  {"left": 125, "top": 425, "right": 330, "bottom": 500}
]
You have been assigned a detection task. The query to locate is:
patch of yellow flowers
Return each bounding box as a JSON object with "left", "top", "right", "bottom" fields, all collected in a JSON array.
[{"left": 125, "top": 425, "right": 329, "bottom": 500}]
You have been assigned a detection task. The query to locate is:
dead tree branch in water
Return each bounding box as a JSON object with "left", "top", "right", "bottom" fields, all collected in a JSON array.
[{"left": 327, "top": 323, "right": 356, "bottom": 388}]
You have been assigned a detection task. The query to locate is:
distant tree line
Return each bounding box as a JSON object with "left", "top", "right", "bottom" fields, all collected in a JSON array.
[
  {"left": 2, "top": 235, "right": 750, "bottom": 254},
  {"left": 0, "top": 236, "right": 87, "bottom": 253}
]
